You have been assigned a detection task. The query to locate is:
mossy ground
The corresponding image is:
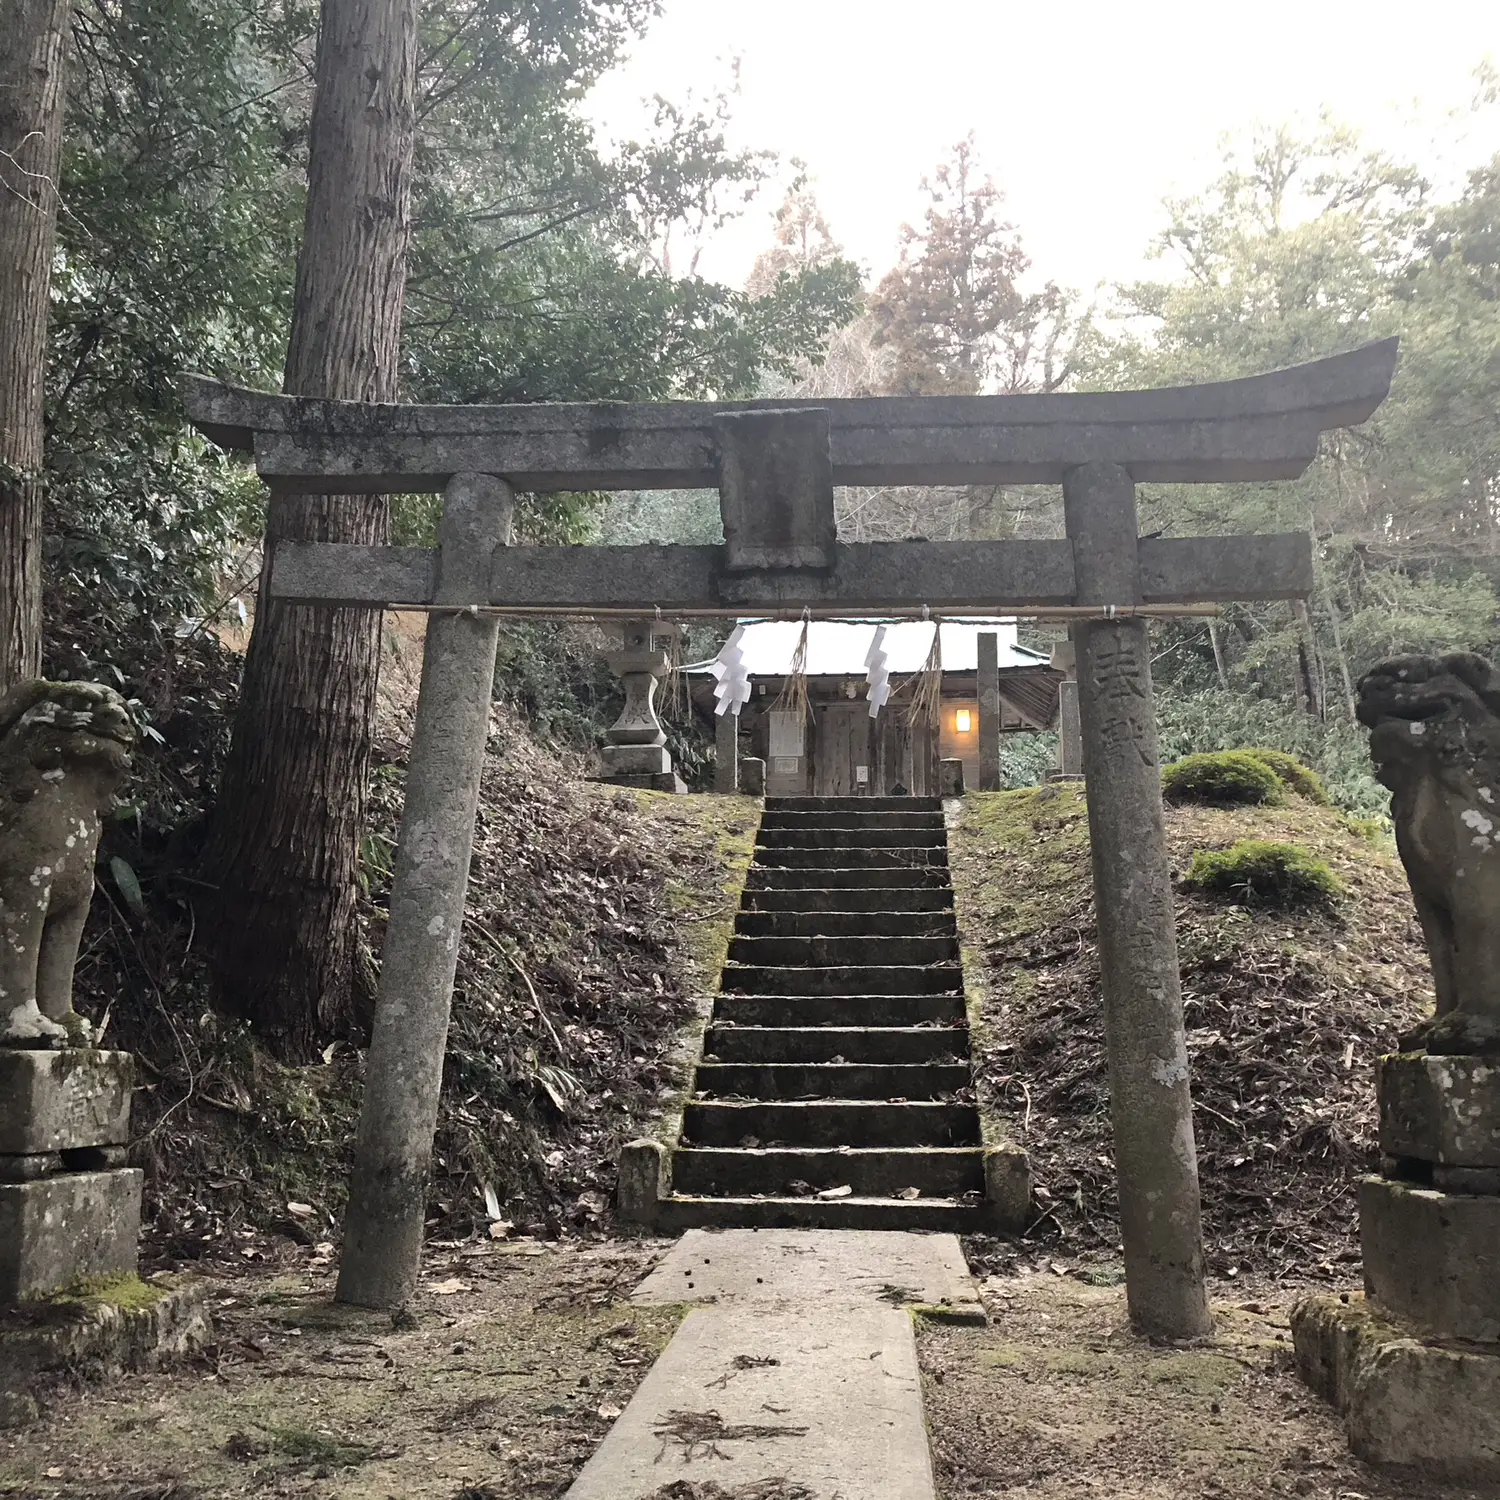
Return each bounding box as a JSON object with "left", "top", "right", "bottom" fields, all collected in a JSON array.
[
  {"left": 920, "top": 1273, "right": 1489, "bottom": 1499},
  {"left": 43, "top": 1273, "right": 169, "bottom": 1313},
  {"left": 1, "top": 1241, "right": 682, "bottom": 1500},
  {"left": 949, "top": 784, "right": 1433, "bottom": 1277}
]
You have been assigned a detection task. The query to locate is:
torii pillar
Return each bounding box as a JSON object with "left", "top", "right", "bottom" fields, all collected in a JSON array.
[{"left": 1065, "top": 461, "right": 1211, "bottom": 1339}]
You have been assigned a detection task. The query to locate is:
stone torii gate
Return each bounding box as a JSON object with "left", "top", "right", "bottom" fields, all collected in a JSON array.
[{"left": 184, "top": 338, "right": 1397, "bottom": 1338}]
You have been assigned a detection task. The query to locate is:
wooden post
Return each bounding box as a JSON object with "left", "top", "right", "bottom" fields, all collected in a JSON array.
[
  {"left": 714, "top": 709, "right": 739, "bottom": 793},
  {"left": 1062, "top": 460, "right": 1211, "bottom": 1340},
  {"left": 977, "top": 632, "right": 1001, "bottom": 791},
  {"left": 337, "top": 472, "right": 512, "bottom": 1309}
]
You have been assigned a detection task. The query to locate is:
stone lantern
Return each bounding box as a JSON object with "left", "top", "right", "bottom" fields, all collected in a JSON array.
[{"left": 598, "top": 619, "right": 686, "bottom": 792}]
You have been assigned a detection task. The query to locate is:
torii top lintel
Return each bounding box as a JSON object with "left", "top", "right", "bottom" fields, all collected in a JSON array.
[
  {"left": 182, "top": 339, "right": 1396, "bottom": 495},
  {"left": 180, "top": 340, "right": 1396, "bottom": 612}
]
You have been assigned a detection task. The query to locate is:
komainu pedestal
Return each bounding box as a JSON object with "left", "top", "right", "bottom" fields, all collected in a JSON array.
[
  {"left": 1293, "top": 1048, "right": 1500, "bottom": 1479},
  {"left": 1292, "top": 653, "right": 1500, "bottom": 1480}
]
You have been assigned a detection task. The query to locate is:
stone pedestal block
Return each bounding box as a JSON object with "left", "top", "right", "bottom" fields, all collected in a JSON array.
[
  {"left": 1292, "top": 1292, "right": 1500, "bottom": 1481},
  {"left": 600, "top": 743, "right": 671, "bottom": 778},
  {"left": 740, "top": 758, "right": 765, "bottom": 797},
  {"left": 0, "top": 1169, "right": 142, "bottom": 1303},
  {"left": 0, "top": 1049, "right": 133, "bottom": 1156},
  {"left": 938, "top": 758, "right": 965, "bottom": 798},
  {"left": 1378, "top": 1053, "right": 1500, "bottom": 1166},
  {"left": 983, "top": 1142, "right": 1031, "bottom": 1232},
  {"left": 1360, "top": 1176, "right": 1500, "bottom": 1341},
  {"left": 617, "top": 1139, "right": 669, "bottom": 1225}
]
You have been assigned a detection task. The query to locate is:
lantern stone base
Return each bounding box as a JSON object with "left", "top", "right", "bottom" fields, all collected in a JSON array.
[
  {"left": 1292, "top": 1292, "right": 1500, "bottom": 1482},
  {"left": 0, "top": 1169, "right": 143, "bottom": 1304},
  {"left": 599, "top": 744, "right": 670, "bottom": 776}
]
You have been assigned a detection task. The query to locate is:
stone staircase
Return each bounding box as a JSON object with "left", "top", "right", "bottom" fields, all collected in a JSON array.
[{"left": 652, "top": 795, "right": 1011, "bottom": 1232}]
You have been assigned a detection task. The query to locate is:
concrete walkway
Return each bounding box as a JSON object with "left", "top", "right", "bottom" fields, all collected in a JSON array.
[{"left": 565, "top": 1229, "right": 981, "bottom": 1500}]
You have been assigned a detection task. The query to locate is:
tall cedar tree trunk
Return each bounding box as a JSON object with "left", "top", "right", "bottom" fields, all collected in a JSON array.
[
  {"left": 0, "top": 0, "right": 71, "bottom": 693},
  {"left": 203, "top": 0, "right": 417, "bottom": 1061}
]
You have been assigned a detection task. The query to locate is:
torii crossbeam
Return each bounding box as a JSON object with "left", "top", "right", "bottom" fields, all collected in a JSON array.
[{"left": 185, "top": 338, "right": 1398, "bottom": 1338}]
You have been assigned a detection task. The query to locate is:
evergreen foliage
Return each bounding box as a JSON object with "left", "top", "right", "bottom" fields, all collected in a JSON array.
[{"left": 1182, "top": 839, "right": 1345, "bottom": 911}]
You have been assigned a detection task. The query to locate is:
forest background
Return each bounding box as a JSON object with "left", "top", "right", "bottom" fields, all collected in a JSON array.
[{"left": 9, "top": 1, "right": 1500, "bottom": 1049}]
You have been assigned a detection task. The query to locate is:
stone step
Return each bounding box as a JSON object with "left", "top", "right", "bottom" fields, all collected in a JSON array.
[
  {"left": 764, "top": 796, "right": 943, "bottom": 812},
  {"left": 655, "top": 1193, "right": 986, "bottom": 1233},
  {"left": 705, "top": 1024, "right": 969, "bottom": 1065},
  {"left": 753, "top": 845, "right": 947, "bottom": 870},
  {"left": 746, "top": 865, "right": 952, "bottom": 891},
  {"left": 722, "top": 964, "right": 963, "bottom": 997},
  {"left": 759, "top": 809, "right": 946, "bottom": 831},
  {"left": 671, "top": 1145, "right": 986, "bottom": 1198},
  {"left": 683, "top": 1100, "right": 980, "bottom": 1148},
  {"left": 742, "top": 885, "right": 954, "bottom": 911},
  {"left": 695, "top": 1061, "right": 972, "bottom": 1101},
  {"left": 728, "top": 934, "right": 958, "bottom": 967},
  {"left": 757, "top": 827, "right": 944, "bottom": 850},
  {"left": 715, "top": 993, "right": 967, "bottom": 1027},
  {"left": 734, "top": 909, "right": 957, "bottom": 938}
]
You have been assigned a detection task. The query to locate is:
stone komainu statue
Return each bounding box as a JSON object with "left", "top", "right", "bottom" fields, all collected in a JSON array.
[
  {"left": 0, "top": 680, "right": 137, "bottom": 1046},
  {"left": 1357, "top": 651, "right": 1500, "bottom": 1054}
]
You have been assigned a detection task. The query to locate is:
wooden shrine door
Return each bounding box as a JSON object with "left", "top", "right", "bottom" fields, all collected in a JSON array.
[{"left": 814, "top": 703, "right": 873, "bottom": 796}]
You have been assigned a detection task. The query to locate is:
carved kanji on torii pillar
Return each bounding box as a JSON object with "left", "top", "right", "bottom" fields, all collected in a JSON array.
[{"left": 183, "top": 339, "right": 1399, "bottom": 1336}]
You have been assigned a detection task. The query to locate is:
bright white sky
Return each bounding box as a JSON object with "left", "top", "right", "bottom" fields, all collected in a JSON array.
[{"left": 587, "top": 0, "right": 1500, "bottom": 295}]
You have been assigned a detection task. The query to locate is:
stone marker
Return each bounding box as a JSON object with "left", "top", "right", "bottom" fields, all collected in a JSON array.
[
  {"left": 1049, "top": 640, "right": 1083, "bottom": 780},
  {"left": 977, "top": 631, "right": 1001, "bottom": 791},
  {"left": 567, "top": 1229, "right": 978, "bottom": 1499},
  {"left": 713, "top": 705, "right": 739, "bottom": 794},
  {"left": 1292, "top": 651, "right": 1500, "bottom": 1479}
]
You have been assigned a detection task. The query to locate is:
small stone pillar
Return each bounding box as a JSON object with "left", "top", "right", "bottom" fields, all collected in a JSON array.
[
  {"left": 714, "top": 709, "right": 739, "bottom": 794},
  {"left": 1050, "top": 641, "right": 1083, "bottom": 780},
  {"left": 977, "top": 632, "right": 1001, "bottom": 791},
  {"left": 598, "top": 620, "right": 685, "bottom": 793}
]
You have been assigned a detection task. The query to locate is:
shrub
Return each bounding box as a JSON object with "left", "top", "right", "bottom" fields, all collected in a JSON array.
[
  {"left": 1161, "top": 751, "right": 1284, "bottom": 807},
  {"left": 1242, "top": 748, "right": 1331, "bottom": 804},
  {"left": 1182, "top": 840, "right": 1344, "bottom": 911}
]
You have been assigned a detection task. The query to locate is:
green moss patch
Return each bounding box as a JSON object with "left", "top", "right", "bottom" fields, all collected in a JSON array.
[
  {"left": 45, "top": 1273, "right": 169, "bottom": 1312},
  {"left": 1182, "top": 839, "right": 1344, "bottom": 911},
  {"left": 1241, "top": 748, "right": 1331, "bottom": 804},
  {"left": 1162, "top": 751, "right": 1284, "bottom": 807}
]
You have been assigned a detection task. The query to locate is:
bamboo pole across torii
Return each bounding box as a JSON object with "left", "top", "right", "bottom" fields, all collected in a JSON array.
[{"left": 182, "top": 339, "right": 1399, "bottom": 1340}]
